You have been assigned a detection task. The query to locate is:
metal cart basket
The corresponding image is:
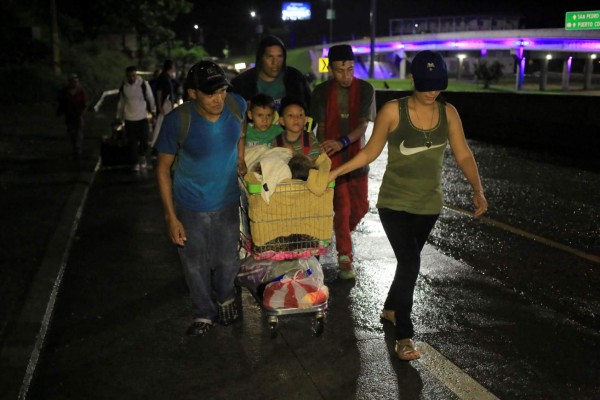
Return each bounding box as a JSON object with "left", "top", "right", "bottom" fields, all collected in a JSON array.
[{"left": 238, "top": 177, "right": 334, "bottom": 337}]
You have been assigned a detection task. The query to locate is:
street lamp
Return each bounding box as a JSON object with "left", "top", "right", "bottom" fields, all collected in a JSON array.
[
  {"left": 191, "top": 24, "right": 204, "bottom": 46},
  {"left": 326, "top": 0, "right": 335, "bottom": 44},
  {"left": 457, "top": 54, "right": 466, "bottom": 80},
  {"left": 249, "top": 10, "right": 263, "bottom": 52},
  {"left": 369, "top": 0, "right": 376, "bottom": 78},
  {"left": 250, "top": 10, "right": 263, "bottom": 35},
  {"left": 540, "top": 54, "right": 551, "bottom": 91}
]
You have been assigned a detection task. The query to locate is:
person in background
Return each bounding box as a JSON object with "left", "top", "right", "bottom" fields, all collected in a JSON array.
[
  {"left": 272, "top": 96, "right": 320, "bottom": 160},
  {"left": 56, "top": 73, "right": 87, "bottom": 156},
  {"left": 245, "top": 93, "right": 282, "bottom": 148},
  {"left": 149, "top": 69, "right": 161, "bottom": 101},
  {"left": 328, "top": 50, "right": 488, "bottom": 361},
  {"left": 156, "top": 59, "right": 177, "bottom": 116},
  {"left": 155, "top": 61, "right": 247, "bottom": 337},
  {"left": 231, "top": 35, "right": 311, "bottom": 111},
  {"left": 151, "top": 60, "right": 180, "bottom": 148},
  {"left": 116, "top": 65, "right": 156, "bottom": 171},
  {"left": 310, "top": 44, "right": 376, "bottom": 280}
]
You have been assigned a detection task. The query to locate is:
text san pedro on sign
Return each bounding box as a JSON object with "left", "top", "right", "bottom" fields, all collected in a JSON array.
[{"left": 565, "top": 11, "right": 600, "bottom": 30}]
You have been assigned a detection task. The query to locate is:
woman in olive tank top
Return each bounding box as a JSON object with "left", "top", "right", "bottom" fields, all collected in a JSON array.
[{"left": 328, "top": 50, "right": 488, "bottom": 361}]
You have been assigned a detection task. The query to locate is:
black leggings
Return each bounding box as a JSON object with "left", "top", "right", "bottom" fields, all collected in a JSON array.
[{"left": 378, "top": 208, "right": 439, "bottom": 340}]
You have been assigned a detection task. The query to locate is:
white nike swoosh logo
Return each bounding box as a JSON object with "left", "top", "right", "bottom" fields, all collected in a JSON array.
[{"left": 399, "top": 140, "right": 447, "bottom": 155}]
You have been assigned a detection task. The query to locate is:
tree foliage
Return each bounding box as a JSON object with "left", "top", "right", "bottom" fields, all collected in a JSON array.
[
  {"left": 162, "top": 42, "right": 210, "bottom": 67},
  {"left": 474, "top": 60, "right": 505, "bottom": 89},
  {"left": 59, "top": 0, "right": 192, "bottom": 47},
  {"left": 1, "top": 0, "right": 194, "bottom": 63},
  {"left": 0, "top": 1, "right": 197, "bottom": 104},
  {"left": 0, "top": 0, "right": 51, "bottom": 63}
]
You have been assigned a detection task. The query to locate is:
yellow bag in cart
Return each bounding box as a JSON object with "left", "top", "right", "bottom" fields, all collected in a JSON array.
[{"left": 243, "top": 153, "right": 334, "bottom": 252}]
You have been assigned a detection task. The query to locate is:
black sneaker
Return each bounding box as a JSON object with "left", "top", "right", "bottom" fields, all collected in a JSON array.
[
  {"left": 218, "top": 299, "right": 239, "bottom": 326},
  {"left": 186, "top": 319, "right": 213, "bottom": 336}
]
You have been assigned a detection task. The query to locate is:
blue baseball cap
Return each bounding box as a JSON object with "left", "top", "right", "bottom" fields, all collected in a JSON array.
[{"left": 410, "top": 51, "right": 448, "bottom": 92}]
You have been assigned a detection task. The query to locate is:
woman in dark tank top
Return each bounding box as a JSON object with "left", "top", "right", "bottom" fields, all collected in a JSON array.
[{"left": 327, "top": 50, "right": 488, "bottom": 361}]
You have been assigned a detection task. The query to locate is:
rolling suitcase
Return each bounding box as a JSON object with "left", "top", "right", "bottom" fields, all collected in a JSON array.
[{"left": 101, "top": 122, "right": 132, "bottom": 167}]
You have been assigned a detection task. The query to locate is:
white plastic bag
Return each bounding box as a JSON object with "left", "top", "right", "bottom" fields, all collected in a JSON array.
[{"left": 262, "top": 256, "right": 328, "bottom": 309}]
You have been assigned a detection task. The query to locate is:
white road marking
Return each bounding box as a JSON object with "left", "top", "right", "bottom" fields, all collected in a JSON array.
[
  {"left": 445, "top": 205, "right": 600, "bottom": 264},
  {"left": 418, "top": 341, "right": 500, "bottom": 400}
]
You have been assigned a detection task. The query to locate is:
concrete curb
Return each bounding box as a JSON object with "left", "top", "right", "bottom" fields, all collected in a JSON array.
[{"left": 0, "top": 158, "right": 101, "bottom": 400}]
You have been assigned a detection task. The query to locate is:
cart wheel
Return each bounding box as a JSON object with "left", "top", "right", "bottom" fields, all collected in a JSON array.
[
  {"left": 268, "top": 316, "right": 278, "bottom": 338},
  {"left": 314, "top": 312, "right": 325, "bottom": 335}
]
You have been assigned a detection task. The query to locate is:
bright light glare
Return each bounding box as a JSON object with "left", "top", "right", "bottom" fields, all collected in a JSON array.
[
  {"left": 250, "top": 11, "right": 256, "bottom": 18},
  {"left": 546, "top": 54, "right": 552, "bottom": 60},
  {"left": 234, "top": 63, "right": 247, "bottom": 71},
  {"left": 193, "top": 24, "right": 199, "bottom": 29},
  {"left": 457, "top": 54, "right": 466, "bottom": 60}
]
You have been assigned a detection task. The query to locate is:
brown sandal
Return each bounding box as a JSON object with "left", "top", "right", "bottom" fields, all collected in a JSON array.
[{"left": 395, "top": 338, "right": 421, "bottom": 361}]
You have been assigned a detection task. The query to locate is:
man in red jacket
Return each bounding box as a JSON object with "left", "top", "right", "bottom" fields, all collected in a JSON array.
[
  {"left": 57, "top": 74, "right": 87, "bottom": 156},
  {"left": 310, "top": 44, "right": 376, "bottom": 279}
]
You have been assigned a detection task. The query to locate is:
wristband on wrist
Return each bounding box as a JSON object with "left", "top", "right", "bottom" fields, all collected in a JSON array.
[
  {"left": 337, "top": 136, "right": 351, "bottom": 149},
  {"left": 473, "top": 189, "right": 484, "bottom": 195}
]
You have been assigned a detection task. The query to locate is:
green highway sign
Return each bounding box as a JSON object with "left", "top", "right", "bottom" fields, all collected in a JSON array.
[{"left": 565, "top": 10, "right": 600, "bottom": 30}]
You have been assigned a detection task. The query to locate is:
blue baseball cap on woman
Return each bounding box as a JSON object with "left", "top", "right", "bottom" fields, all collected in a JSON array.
[{"left": 410, "top": 50, "right": 448, "bottom": 92}]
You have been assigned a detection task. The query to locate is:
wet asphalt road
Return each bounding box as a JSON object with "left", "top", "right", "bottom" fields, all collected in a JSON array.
[
  {"left": 1, "top": 102, "right": 599, "bottom": 399},
  {"left": 345, "top": 141, "right": 599, "bottom": 399}
]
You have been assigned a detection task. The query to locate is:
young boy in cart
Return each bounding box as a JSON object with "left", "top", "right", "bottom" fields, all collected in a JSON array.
[
  {"left": 272, "top": 97, "right": 321, "bottom": 160},
  {"left": 245, "top": 94, "right": 283, "bottom": 148}
]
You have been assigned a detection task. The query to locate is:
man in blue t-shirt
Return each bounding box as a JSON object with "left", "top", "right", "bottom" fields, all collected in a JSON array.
[{"left": 155, "top": 61, "right": 247, "bottom": 337}]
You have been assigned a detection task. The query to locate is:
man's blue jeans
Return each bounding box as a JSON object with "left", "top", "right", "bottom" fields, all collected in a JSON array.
[
  {"left": 378, "top": 208, "right": 439, "bottom": 340},
  {"left": 176, "top": 202, "right": 240, "bottom": 321}
]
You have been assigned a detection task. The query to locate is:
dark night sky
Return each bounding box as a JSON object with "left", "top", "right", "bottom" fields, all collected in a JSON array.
[{"left": 177, "top": 1, "right": 596, "bottom": 56}]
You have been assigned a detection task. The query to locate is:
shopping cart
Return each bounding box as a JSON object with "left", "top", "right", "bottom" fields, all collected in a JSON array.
[{"left": 237, "top": 177, "right": 334, "bottom": 338}]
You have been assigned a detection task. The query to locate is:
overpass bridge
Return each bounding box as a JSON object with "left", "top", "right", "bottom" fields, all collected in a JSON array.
[{"left": 308, "top": 28, "right": 600, "bottom": 91}]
